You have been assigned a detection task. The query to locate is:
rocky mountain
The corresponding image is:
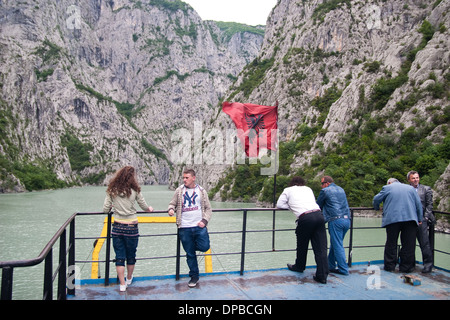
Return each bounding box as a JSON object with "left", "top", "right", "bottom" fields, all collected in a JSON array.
[
  {"left": 205, "top": 0, "right": 450, "bottom": 211},
  {"left": 1, "top": 0, "right": 449, "bottom": 213},
  {"left": 0, "top": 0, "right": 264, "bottom": 191}
]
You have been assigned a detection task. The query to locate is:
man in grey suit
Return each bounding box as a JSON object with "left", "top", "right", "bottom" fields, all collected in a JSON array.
[
  {"left": 407, "top": 171, "right": 434, "bottom": 273},
  {"left": 373, "top": 178, "right": 423, "bottom": 273}
]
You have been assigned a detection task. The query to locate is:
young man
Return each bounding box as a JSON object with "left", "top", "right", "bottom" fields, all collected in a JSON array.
[
  {"left": 407, "top": 171, "right": 434, "bottom": 273},
  {"left": 316, "top": 176, "right": 351, "bottom": 275},
  {"left": 277, "top": 176, "right": 329, "bottom": 284},
  {"left": 168, "top": 169, "right": 212, "bottom": 287}
]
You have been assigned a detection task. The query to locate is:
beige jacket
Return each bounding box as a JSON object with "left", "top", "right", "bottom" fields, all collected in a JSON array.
[
  {"left": 103, "top": 189, "right": 149, "bottom": 222},
  {"left": 168, "top": 185, "right": 212, "bottom": 228}
]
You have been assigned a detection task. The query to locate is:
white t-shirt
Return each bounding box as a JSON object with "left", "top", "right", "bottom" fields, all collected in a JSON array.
[
  {"left": 181, "top": 185, "right": 202, "bottom": 228},
  {"left": 276, "top": 185, "right": 320, "bottom": 218}
]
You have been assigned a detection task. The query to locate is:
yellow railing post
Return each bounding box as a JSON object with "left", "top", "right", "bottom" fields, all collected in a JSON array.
[
  {"left": 91, "top": 217, "right": 112, "bottom": 279},
  {"left": 204, "top": 248, "right": 213, "bottom": 273}
]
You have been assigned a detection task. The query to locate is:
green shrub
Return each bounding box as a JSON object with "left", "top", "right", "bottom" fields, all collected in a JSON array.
[
  {"left": 13, "top": 161, "right": 66, "bottom": 191},
  {"left": 61, "top": 132, "right": 93, "bottom": 171}
]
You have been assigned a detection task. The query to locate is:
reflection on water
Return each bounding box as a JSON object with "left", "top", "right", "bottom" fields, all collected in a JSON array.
[{"left": 1, "top": 186, "right": 449, "bottom": 299}]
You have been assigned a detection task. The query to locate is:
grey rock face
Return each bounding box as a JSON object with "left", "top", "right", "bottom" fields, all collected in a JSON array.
[
  {"left": 0, "top": 0, "right": 263, "bottom": 189},
  {"left": 204, "top": 0, "right": 449, "bottom": 208}
]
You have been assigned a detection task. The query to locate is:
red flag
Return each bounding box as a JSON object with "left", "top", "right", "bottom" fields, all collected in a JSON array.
[{"left": 222, "top": 101, "right": 278, "bottom": 157}]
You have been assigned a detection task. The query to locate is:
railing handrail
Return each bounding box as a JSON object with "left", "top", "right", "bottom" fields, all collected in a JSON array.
[
  {"left": 1, "top": 207, "right": 448, "bottom": 300},
  {"left": 0, "top": 207, "right": 447, "bottom": 269}
]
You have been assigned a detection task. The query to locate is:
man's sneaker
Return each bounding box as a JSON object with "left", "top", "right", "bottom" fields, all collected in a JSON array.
[
  {"left": 188, "top": 277, "right": 199, "bottom": 288},
  {"left": 126, "top": 276, "right": 133, "bottom": 285}
]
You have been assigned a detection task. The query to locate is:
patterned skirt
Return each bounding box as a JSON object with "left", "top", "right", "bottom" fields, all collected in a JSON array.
[{"left": 111, "top": 222, "right": 139, "bottom": 237}]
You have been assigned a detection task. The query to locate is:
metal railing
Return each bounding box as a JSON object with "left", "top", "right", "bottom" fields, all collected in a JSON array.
[
  {"left": 0, "top": 208, "right": 448, "bottom": 300},
  {"left": 0, "top": 212, "right": 77, "bottom": 300}
]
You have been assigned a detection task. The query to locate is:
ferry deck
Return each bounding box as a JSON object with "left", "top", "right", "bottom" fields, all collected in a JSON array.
[{"left": 70, "top": 262, "right": 450, "bottom": 300}]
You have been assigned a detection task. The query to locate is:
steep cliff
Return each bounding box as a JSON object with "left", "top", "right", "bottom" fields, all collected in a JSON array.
[
  {"left": 0, "top": 0, "right": 264, "bottom": 191},
  {"left": 1, "top": 0, "right": 449, "bottom": 212},
  {"left": 208, "top": 0, "right": 450, "bottom": 211}
]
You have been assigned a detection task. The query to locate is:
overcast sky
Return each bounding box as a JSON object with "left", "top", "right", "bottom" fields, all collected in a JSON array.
[{"left": 182, "top": 0, "right": 278, "bottom": 26}]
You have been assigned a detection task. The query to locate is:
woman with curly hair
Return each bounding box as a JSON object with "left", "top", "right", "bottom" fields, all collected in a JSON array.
[{"left": 103, "top": 166, "right": 153, "bottom": 291}]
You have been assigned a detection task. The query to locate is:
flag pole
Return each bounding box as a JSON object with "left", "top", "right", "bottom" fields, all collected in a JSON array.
[
  {"left": 272, "top": 100, "right": 279, "bottom": 207},
  {"left": 272, "top": 153, "right": 277, "bottom": 251},
  {"left": 272, "top": 101, "right": 278, "bottom": 251}
]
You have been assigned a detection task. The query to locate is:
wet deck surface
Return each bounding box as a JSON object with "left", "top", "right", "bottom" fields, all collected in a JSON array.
[{"left": 69, "top": 263, "right": 450, "bottom": 300}]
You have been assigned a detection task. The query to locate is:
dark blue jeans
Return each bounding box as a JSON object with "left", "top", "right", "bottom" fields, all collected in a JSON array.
[
  {"left": 112, "top": 235, "right": 139, "bottom": 266},
  {"left": 179, "top": 226, "right": 210, "bottom": 278},
  {"left": 112, "top": 223, "right": 139, "bottom": 267}
]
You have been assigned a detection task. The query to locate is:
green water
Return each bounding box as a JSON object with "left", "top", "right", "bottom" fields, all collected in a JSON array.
[{"left": 1, "top": 185, "right": 449, "bottom": 299}]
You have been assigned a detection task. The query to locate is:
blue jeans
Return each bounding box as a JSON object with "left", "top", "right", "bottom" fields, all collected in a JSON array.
[
  {"left": 179, "top": 226, "right": 210, "bottom": 278},
  {"left": 112, "top": 235, "right": 139, "bottom": 266},
  {"left": 328, "top": 217, "right": 350, "bottom": 275},
  {"left": 112, "top": 223, "right": 139, "bottom": 267}
]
